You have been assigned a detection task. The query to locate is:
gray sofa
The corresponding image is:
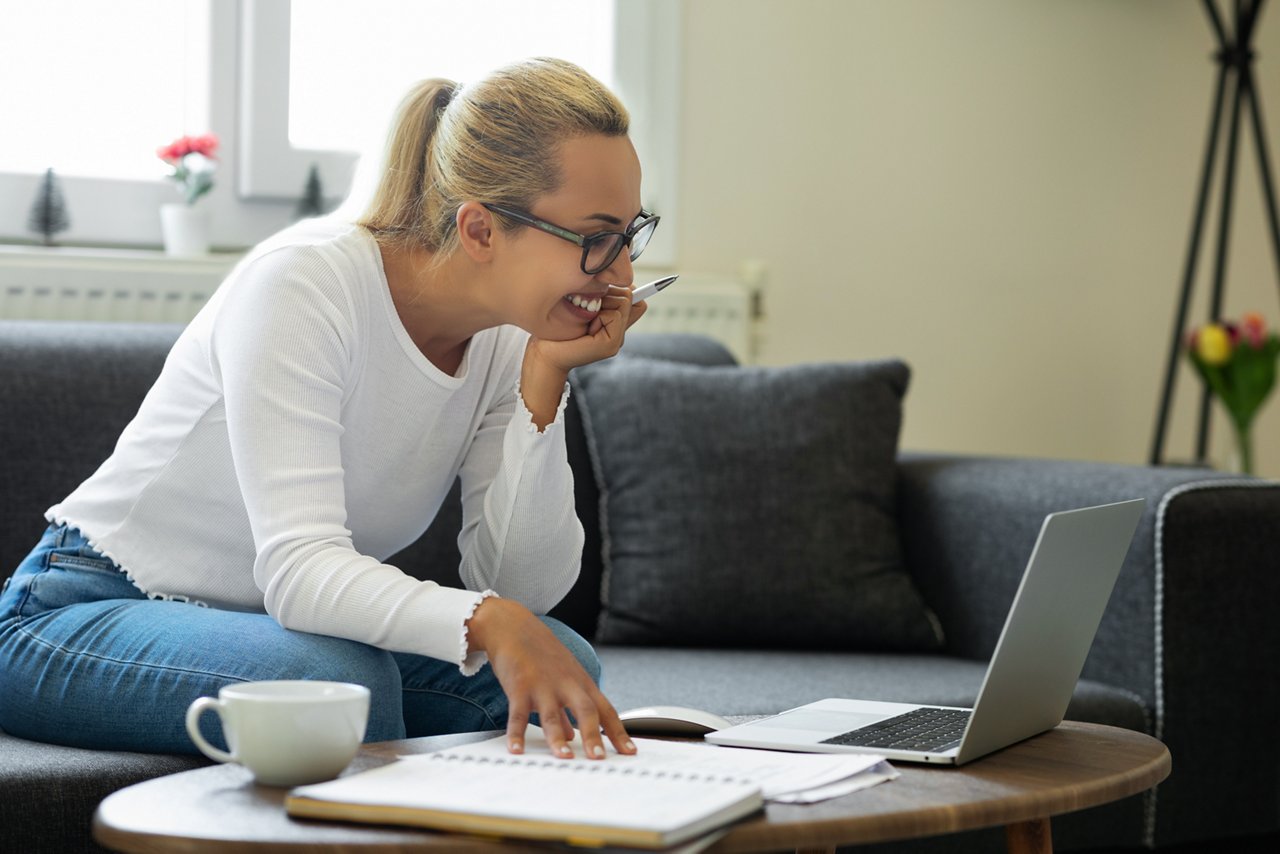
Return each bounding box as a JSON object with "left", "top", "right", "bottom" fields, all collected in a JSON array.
[{"left": 2, "top": 319, "right": 1278, "bottom": 853}]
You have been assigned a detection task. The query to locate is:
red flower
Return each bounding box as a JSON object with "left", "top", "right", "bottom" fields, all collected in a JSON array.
[
  {"left": 157, "top": 132, "right": 220, "bottom": 205},
  {"left": 188, "top": 133, "right": 219, "bottom": 159},
  {"left": 156, "top": 134, "right": 219, "bottom": 164},
  {"left": 1242, "top": 312, "right": 1267, "bottom": 349}
]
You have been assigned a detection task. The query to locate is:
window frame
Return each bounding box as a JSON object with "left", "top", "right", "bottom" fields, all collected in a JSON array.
[
  {"left": 237, "top": 0, "right": 360, "bottom": 202},
  {"left": 0, "top": 0, "right": 681, "bottom": 265}
]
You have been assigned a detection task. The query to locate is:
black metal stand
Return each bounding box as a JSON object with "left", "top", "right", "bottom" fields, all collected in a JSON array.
[{"left": 1150, "top": 0, "right": 1280, "bottom": 467}]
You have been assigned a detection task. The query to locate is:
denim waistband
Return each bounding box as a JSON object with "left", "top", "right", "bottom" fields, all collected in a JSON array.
[{"left": 1, "top": 524, "right": 145, "bottom": 623}]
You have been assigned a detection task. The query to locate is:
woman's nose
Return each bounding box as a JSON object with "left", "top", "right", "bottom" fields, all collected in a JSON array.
[{"left": 599, "top": 249, "right": 634, "bottom": 288}]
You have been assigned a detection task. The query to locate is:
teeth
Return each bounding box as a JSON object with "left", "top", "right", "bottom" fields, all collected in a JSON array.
[{"left": 566, "top": 295, "right": 602, "bottom": 312}]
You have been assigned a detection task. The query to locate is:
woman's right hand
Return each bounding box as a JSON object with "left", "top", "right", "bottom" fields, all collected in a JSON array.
[{"left": 466, "top": 597, "right": 637, "bottom": 760}]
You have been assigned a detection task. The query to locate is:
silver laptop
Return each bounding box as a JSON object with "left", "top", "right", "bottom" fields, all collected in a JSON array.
[{"left": 706, "top": 498, "right": 1145, "bottom": 765}]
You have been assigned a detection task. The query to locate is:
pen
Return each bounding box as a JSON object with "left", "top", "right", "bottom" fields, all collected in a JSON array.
[{"left": 631, "top": 275, "right": 679, "bottom": 304}]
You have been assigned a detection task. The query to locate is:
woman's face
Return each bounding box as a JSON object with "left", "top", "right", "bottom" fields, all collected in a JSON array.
[{"left": 492, "top": 133, "right": 644, "bottom": 341}]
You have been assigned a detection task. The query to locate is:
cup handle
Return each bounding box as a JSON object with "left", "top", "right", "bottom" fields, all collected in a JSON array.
[{"left": 185, "top": 697, "right": 236, "bottom": 764}]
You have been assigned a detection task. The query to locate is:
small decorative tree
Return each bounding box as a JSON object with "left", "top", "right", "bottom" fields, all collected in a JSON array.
[
  {"left": 27, "top": 168, "right": 70, "bottom": 246},
  {"left": 295, "top": 164, "right": 327, "bottom": 220}
]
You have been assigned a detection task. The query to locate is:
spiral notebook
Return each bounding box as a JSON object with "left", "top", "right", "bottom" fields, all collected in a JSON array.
[{"left": 286, "top": 731, "right": 765, "bottom": 849}]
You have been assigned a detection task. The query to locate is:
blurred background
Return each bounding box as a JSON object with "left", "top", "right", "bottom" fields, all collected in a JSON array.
[{"left": 2, "top": 0, "right": 1277, "bottom": 476}]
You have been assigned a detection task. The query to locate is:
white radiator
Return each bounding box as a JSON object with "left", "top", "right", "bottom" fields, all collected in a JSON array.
[
  {"left": 0, "top": 248, "right": 756, "bottom": 361},
  {"left": 633, "top": 272, "right": 755, "bottom": 363},
  {"left": 0, "top": 246, "right": 237, "bottom": 325}
]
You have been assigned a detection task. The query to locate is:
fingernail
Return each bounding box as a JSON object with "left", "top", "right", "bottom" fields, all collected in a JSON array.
[
  {"left": 592, "top": 745, "right": 605, "bottom": 758},
  {"left": 510, "top": 740, "right": 523, "bottom": 753},
  {"left": 559, "top": 745, "right": 573, "bottom": 756},
  {"left": 624, "top": 740, "right": 636, "bottom": 751}
]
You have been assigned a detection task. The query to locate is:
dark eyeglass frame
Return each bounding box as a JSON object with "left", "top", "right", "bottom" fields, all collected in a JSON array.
[{"left": 482, "top": 203, "right": 659, "bottom": 275}]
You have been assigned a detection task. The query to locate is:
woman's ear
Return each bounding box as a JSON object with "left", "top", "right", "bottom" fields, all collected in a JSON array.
[{"left": 455, "top": 201, "right": 495, "bottom": 263}]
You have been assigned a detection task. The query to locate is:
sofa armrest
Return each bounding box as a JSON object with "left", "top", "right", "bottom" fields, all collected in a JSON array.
[
  {"left": 898, "top": 453, "right": 1207, "bottom": 679},
  {"left": 896, "top": 452, "right": 1280, "bottom": 843}
]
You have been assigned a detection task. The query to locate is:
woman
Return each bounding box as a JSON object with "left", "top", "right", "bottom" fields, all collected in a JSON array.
[{"left": 0, "top": 58, "right": 654, "bottom": 763}]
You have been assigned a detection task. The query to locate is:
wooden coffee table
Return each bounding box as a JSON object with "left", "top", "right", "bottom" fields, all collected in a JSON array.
[{"left": 94, "top": 721, "right": 1169, "bottom": 854}]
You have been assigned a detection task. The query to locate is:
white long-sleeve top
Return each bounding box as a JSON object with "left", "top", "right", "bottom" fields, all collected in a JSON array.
[{"left": 47, "top": 218, "right": 584, "bottom": 674}]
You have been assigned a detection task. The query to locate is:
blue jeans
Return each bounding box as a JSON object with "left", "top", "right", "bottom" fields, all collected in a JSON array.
[{"left": 0, "top": 524, "right": 600, "bottom": 754}]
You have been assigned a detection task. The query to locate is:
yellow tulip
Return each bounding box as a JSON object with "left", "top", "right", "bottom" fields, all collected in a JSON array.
[{"left": 1196, "top": 323, "right": 1233, "bottom": 366}]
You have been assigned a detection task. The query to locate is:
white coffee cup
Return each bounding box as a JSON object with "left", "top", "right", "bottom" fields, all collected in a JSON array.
[{"left": 185, "top": 680, "right": 370, "bottom": 787}]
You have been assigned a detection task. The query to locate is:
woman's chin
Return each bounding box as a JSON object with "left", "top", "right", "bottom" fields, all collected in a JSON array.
[
  {"left": 517, "top": 317, "right": 588, "bottom": 343},
  {"left": 546, "top": 324, "right": 589, "bottom": 342},
  {"left": 547, "top": 304, "right": 595, "bottom": 339}
]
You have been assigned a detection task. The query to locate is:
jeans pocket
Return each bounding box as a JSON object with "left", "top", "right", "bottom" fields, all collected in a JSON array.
[
  {"left": 20, "top": 544, "right": 140, "bottom": 619},
  {"left": 48, "top": 551, "right": 120, "bottom": 574}
]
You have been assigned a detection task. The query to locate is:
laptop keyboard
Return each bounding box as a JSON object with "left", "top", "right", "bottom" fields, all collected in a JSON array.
[{"left": 820, "top": 707, "right": 971, "bottom": 752}]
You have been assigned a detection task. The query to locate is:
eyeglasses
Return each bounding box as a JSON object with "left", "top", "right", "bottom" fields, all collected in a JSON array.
[{"left": 483, "top": 203, "right": 659, "bottom": 275}]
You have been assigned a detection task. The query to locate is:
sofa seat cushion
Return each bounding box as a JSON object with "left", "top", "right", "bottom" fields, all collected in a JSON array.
[
  {"left": 596, "top": 647, "right": 1150, "bottom": 735},
  {"left": 577, "top": 357, "right": 942, "bottom": 652},
  {"left": 0, "top": 728, "right": 209, "bottom": 852}
]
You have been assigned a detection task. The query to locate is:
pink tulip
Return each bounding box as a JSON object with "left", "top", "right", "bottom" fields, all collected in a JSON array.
[{"left": 1242, "top": 312, "right": 1267, "bottom": 349}]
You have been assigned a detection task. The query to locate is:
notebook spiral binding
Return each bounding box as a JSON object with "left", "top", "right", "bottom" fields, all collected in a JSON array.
[{"left": 425, "top": 751, "right": 748, "bottom": 786}]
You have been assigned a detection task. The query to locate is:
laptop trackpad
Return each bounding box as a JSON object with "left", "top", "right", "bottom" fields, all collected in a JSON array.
[{"left": 756, "top": 708, "right": 888, "bottom": 732}]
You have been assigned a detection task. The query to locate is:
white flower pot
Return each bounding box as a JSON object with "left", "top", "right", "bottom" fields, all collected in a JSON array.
[{"left": 160, "top": 203, "right": 211, "bottom": 257}]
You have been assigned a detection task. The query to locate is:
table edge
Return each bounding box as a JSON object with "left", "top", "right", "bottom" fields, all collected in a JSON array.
[{"left": 92, "top": 722, "right": 1170, "bottom": 854}]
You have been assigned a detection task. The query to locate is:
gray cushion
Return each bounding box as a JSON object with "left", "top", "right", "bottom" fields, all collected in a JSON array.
[{"left": 577, "top": 357, "right": 942, "bottom": 651}]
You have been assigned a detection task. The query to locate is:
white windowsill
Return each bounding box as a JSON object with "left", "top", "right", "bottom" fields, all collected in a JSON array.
[{"left": 0, "top": 243, "right": 244, "bottom": 271}]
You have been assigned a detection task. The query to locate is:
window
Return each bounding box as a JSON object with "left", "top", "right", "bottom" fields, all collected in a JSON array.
[
  {"left": 0, "top": 0, "right": 209, "bottom": 181},
  {"left": 0, "top": 0, "right": 679, "bottom": 265},
  {"left": 288, "top": 1, "right": 614, "bottom": 153},
  {"left": 0, "top": 0, "right": 214, "bottom": 248}
]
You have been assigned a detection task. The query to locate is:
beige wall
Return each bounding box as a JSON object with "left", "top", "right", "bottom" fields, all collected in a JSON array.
[{"left": 673, "top": 0, "right": 1280, "bottom": 477}]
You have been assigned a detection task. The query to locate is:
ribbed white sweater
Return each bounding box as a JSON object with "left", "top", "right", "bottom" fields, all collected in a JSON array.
[{"left": 47, "top": 219, "right": 584, "bottom": 675}]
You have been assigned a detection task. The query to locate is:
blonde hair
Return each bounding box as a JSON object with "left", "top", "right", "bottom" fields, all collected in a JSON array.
[{"left": 358, "top": 57, "right": 629, "bottom": 258}]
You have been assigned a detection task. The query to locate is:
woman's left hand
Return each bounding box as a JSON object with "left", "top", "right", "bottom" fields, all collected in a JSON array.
[
  {"left": 519, "top": 284, "right": 646, "bottom": 429},
  {"left": 529, "top": 284, "right": 647, "bottom": 375}
]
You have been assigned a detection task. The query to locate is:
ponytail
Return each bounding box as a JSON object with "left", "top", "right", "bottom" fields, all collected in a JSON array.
[{"left": 359, "top": 78, "right": 457, "bottom": 249}]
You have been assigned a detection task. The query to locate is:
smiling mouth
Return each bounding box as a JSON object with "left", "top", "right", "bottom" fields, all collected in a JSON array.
[{"left": 564, "top": 294, "right": 603, "bottom": 313}]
